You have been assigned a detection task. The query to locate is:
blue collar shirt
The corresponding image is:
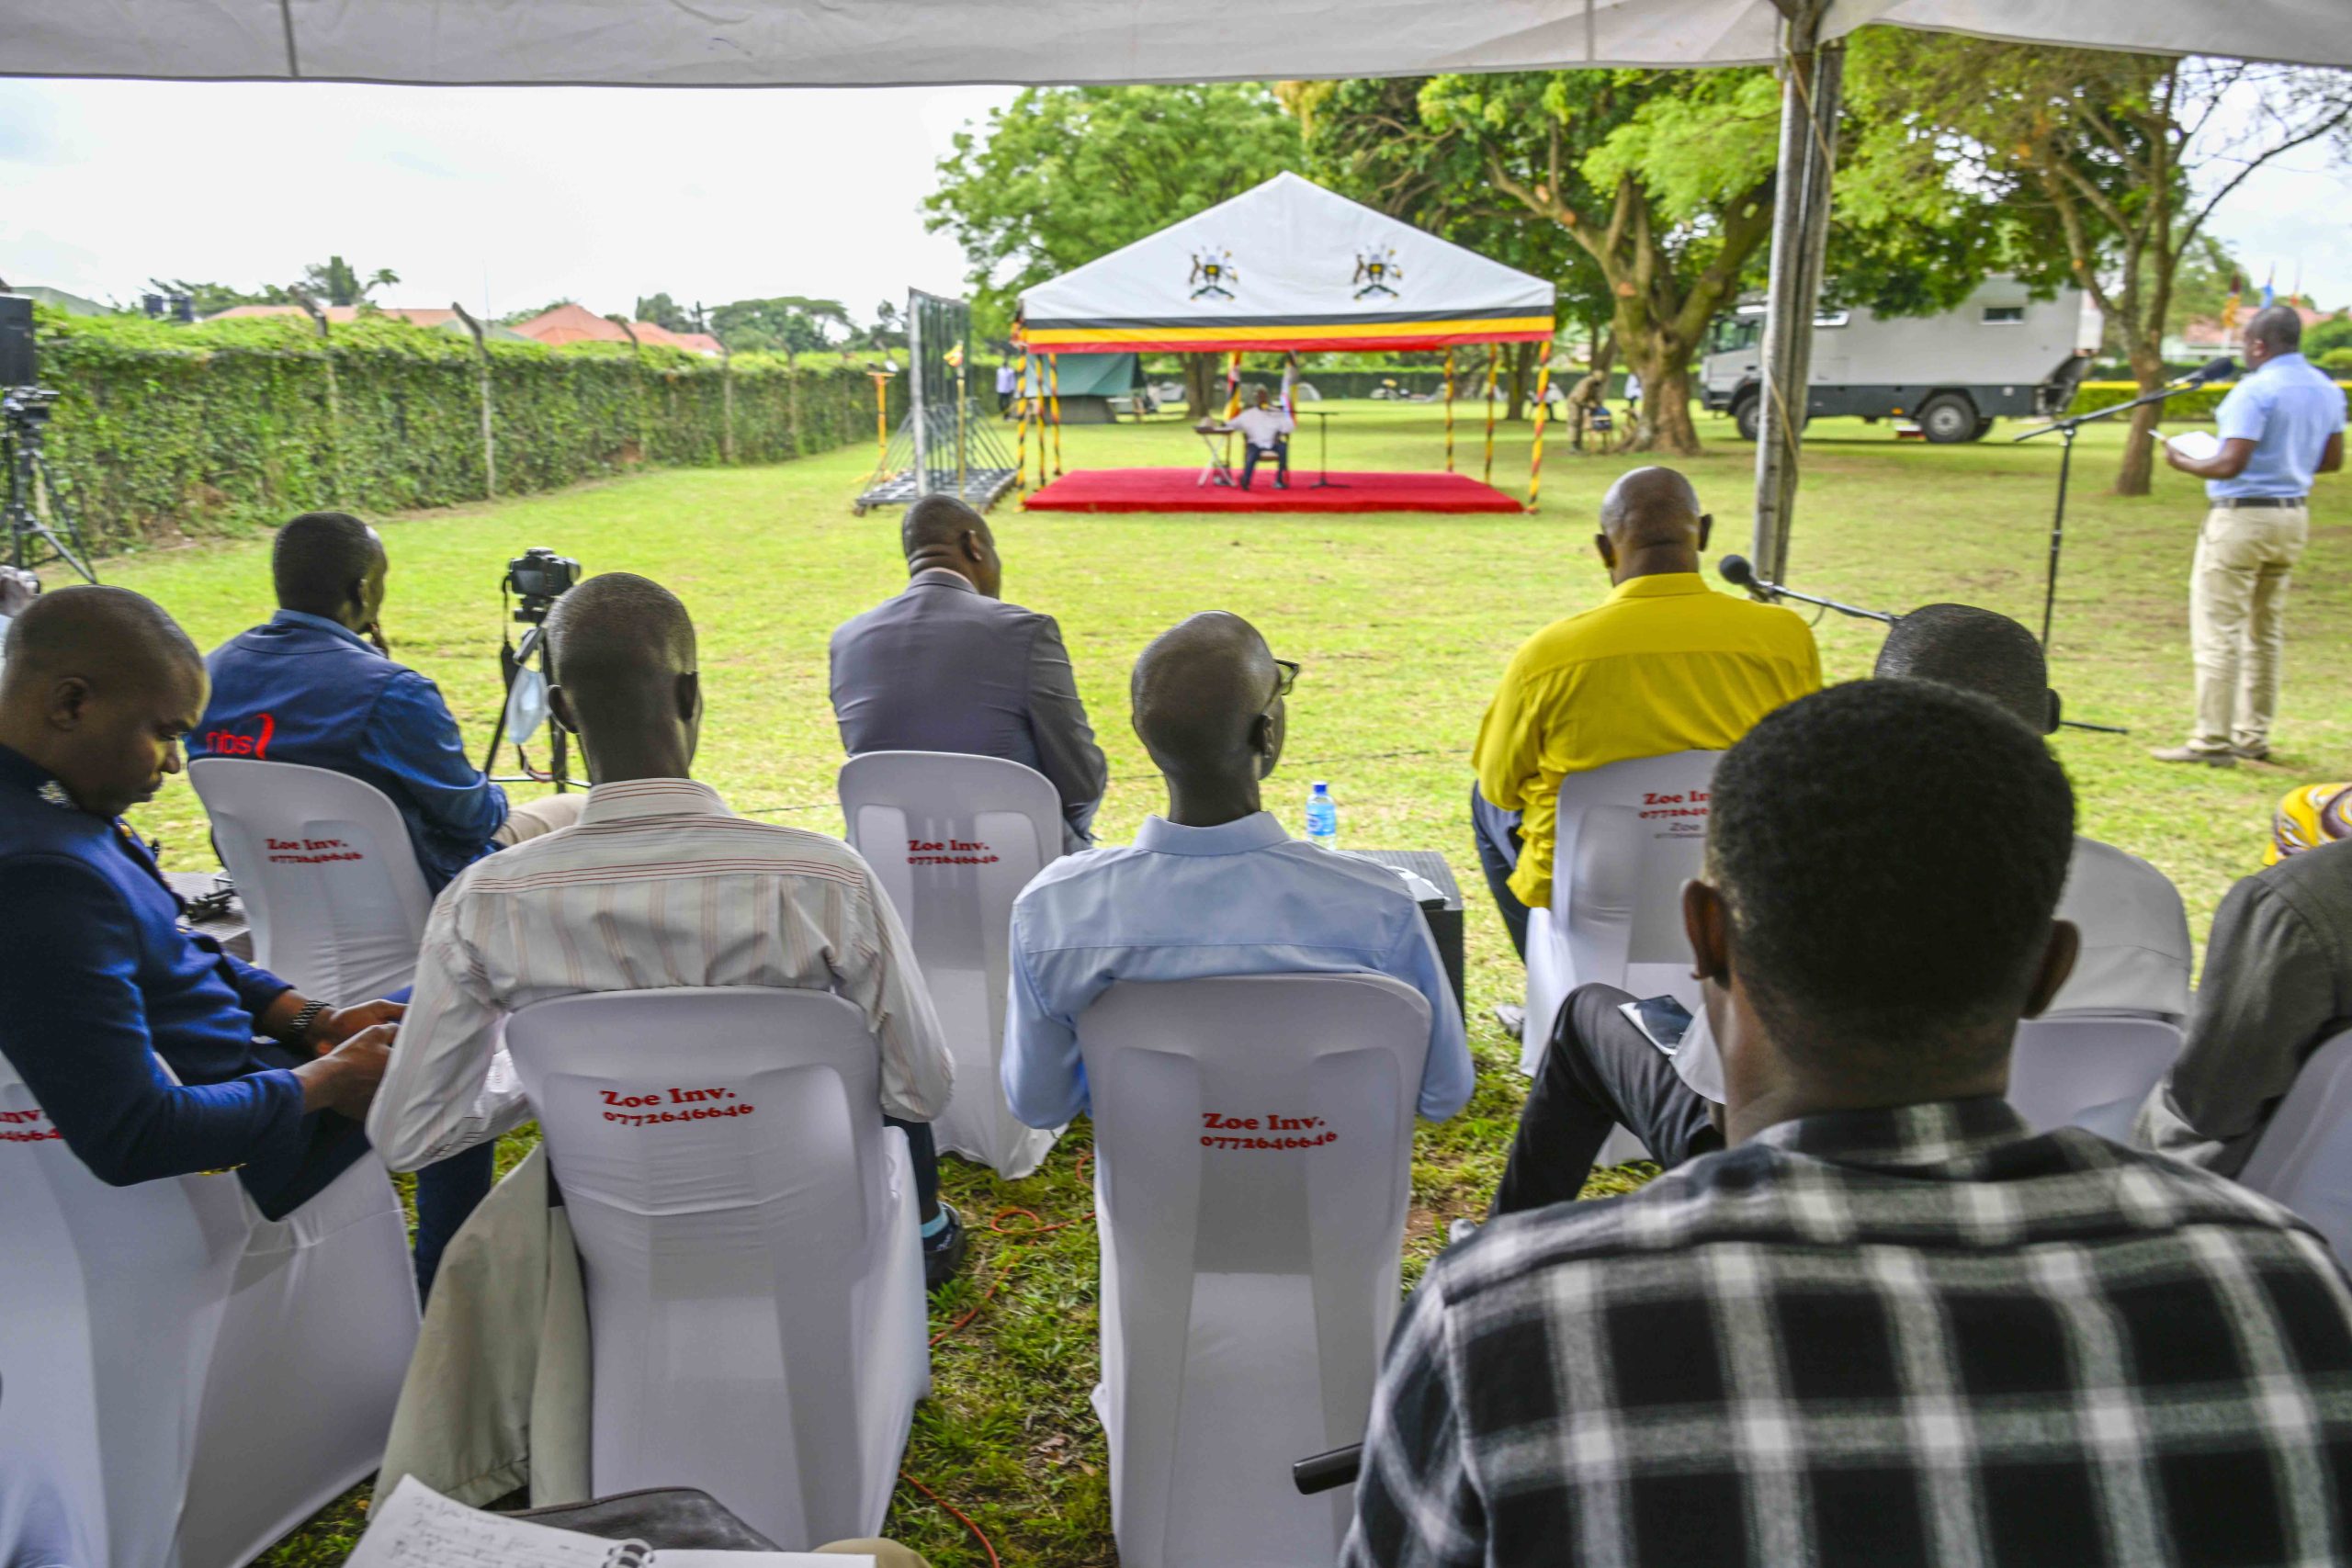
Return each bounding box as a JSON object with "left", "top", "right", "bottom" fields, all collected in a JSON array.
[
  {"left": 1001, "top": 811, "right": 1474, "bottom": 1127},
  {"left": 2211, "top": 352, "right": 2346, "bottom": 500}
]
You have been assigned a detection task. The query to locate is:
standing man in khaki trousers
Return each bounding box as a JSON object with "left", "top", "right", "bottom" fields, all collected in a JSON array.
[{"left": 2153, "top": 306, "right": 2344, "bottom": 767}]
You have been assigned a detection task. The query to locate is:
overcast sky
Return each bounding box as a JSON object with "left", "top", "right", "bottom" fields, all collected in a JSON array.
[{"left": 2, "top": 76, "right": 2347, "bottom": 325}]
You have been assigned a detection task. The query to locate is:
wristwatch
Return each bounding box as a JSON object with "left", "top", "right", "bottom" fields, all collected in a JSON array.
[{"left": 283, "top": 998, "right": 332, "bottom": 1049}]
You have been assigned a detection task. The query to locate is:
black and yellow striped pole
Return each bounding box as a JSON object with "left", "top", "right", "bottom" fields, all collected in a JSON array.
[
  {"left": 1013, "top": 348, "right": 1030, "bottom": 496},
  {"left": 1443, "top": 348, "right": 1457, "bottom": 473},
  {"left": 869, "top": 369, "right": 892, "bottom": 480},
  {"left": 1048, "top": 354, "right": 1064, "bottom": 477},
  {"left": 1526, "top": 364, "right": 1554, "bottom": 511},
  {"left": 1481, "top": 345, "right": 1500, "bottom": 484}
]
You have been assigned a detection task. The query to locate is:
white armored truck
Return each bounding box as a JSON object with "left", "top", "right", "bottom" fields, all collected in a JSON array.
[{"left": 1702, "top": 277, "right": 2103, "bottom": 443}]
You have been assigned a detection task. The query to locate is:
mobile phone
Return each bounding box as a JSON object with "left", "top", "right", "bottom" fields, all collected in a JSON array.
[{"left": 1618, "top": 995, "right": 1693, "bottom": 1053}]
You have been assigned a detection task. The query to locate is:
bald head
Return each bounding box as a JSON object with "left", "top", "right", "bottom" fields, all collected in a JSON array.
[
  {"left": 0, "top": 586, "right": 208, "bottom": 818},
  {"left": 544, "top": 573, "right": 701, "bottom": 781},
  {"left": 1600, "top": 467, "right": 1705, "bottom": 553},
  {"left": 1131, "top": 612, "right": 1284, "bottom": 803},
  {"left": 2246, "top": 305, "right": 2303, "bottom": 359},
  {"left": 900, "top": 495, "right": 1002, "bottom": 597}
]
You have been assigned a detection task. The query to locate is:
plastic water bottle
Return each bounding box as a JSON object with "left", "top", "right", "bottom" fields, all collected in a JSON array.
[{"left": 1305, "top": 781, "right": 1339, "bottom": 850}]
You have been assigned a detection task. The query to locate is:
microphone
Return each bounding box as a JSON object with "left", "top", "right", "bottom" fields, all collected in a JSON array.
[
  {"left": 1716, "top": 555, "right": 1896, "bottom": 624},
  {"left": 2189, "top": 355, "right": 2239, "bottom": 386}
]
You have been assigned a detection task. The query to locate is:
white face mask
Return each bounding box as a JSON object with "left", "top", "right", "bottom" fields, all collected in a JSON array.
[{"left": 503, "top": 665, "right": 549, "bottom": 747}]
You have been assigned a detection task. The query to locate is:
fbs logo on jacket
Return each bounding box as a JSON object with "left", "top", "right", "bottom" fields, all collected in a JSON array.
[{"left": 201, "top": 712, "right": 275, "bottom": 760}]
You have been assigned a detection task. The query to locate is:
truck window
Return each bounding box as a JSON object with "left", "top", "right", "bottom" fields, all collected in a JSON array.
[{"left": 1982, "top": 306, "right": 2026, "bottom": 324}]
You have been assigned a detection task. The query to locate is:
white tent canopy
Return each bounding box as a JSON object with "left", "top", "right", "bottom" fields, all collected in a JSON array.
[
  {"left": 1020, "top": 174, "right": 1555, "bottom": 355},
  {"left": 5, "top": 0, "right": 2346, "bottom": 86}
]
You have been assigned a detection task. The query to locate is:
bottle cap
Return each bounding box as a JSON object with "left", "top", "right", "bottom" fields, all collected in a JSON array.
[{"left": 1312, "top": 781, "right": 1329, "bottom": 793}]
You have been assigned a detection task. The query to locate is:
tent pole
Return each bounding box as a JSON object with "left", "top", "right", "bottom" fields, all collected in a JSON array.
[
  {"left": 1014, "top": 347, "right": 1030, "bottom": 495},
  {"left": 1482, "top": 345, "right": 1500, "bottom": 484},
  {"left": 1049, "top": 354, "right": 1064, "bottom": 477},
  {"left": 1749, "top": 2, "right": 1845, "bottom": 588},
  {"left": 1526, "top": 364, "right": 1554, "bottom": 512},
  {"left": 1443, "top": 348, "right": 1457, "bottom": 473},
  {"left": 956, "top": 349, "right": 968, "bottom": 498}
]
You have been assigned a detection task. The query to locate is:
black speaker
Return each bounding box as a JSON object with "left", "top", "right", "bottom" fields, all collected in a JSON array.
[{"left": 0, "top": 295, "right": 32, "bottom": 387}]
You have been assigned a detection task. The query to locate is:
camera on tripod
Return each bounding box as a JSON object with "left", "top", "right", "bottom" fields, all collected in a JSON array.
[
  {"left": 504, "top": 546, "right": 581, "bottom": 622},
  {"left": 1, "top": 293, "right": 96, "bottom": 584}
]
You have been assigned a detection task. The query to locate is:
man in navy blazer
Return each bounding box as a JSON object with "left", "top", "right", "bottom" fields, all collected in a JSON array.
[
  {"left": 830, "top": 496, "right": 1107, "bottom": 852},
  {"left": 0, "top": 587, "right": 393, "bottom": 1220}
]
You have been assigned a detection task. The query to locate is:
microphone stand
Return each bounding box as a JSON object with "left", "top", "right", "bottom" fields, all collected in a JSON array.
[{"left": 1742, "top": 576, "right": 1896, "bottom": 625}]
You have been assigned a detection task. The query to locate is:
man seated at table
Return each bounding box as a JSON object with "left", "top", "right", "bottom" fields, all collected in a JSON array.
[
  {"left": 368, "top": 571, "right": 967, "bottom": 1284},
  {"left": 1346, "top": 679, "right": 2352, "bottom": 1566},
  {"left": 1231, "top": 382, "right": 1295, "bottom": 491},
  {"left": 0, "top": 586, "right": 395, "bottom": 1219},
  {"left": 831, "top": 495, "right": 1107, "bottom": 852},
  {"left": 1489, "top": 603, "right": 2191, "bottom": 1215},
  {"left": 193, "top": 510, "right": 582, "bottom": 895},
  {"left": 1472, "top": 467, "right": 1819, "bottom": 968},
  {"left": 1001, "top": 610, "right": 1472, "bottom": 1129}
]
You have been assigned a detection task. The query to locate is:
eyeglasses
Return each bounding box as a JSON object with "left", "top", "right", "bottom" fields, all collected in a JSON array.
[{"left": 1268, "top": 658, "right": 1301, "bottom": 707}]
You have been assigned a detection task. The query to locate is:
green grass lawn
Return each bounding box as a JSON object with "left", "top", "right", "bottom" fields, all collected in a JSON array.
[{"left": 75, "top": 397, "right": 2351, "bottom": 1564}]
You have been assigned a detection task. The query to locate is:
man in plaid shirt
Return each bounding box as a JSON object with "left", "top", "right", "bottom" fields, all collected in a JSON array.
[{"left": 1346, "top": 680, "right": 2352, "bottom": 1567}]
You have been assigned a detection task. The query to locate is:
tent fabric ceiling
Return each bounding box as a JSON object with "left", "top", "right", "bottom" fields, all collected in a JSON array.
[
  {"left": 1019, "top": 173, "right": 1556, "bottom": 354},
  {"left": 5, "top": 0, "right": 2346, "bottom": 87}
]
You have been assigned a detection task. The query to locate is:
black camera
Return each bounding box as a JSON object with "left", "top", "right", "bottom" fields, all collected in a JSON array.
[{"left": 504, "top": 546, "right": 581, "bottom": 621}]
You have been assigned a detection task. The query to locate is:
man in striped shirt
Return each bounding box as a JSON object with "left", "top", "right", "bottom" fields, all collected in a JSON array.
[{"left": 367, "top": 572, "right": 964, "bottom": 1282}]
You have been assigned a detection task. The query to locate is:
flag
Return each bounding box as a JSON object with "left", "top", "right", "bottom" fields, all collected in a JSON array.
[
  {"left": 944, "top": 340, "right": 965, "bottom": 368},
  {"left": 2262, "top": 265, "right": 2276, "bottom": 309}
]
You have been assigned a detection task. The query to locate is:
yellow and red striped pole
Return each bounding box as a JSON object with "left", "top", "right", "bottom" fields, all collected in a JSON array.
[
  {"left": 1223, "top": 349, "right": 1242, "bottom": 419},
  {"left": 1013, "top": 348, "right": 1030, "bottom": 495},
  {"left": 1443, "top": 347, "right": 1457, "bottom": 473},
  {"left": 1527, "top": 364, "right": 1554, "bottom": 512},
  {"left": 1481, "top": 345, "right": 1500, "bottom": 484},
  {"left": 1048, "top": 354, "right": 1064, "bottom": 477},
  {"left": 871, "top": 370, "right": 890, "bottom": 476}
]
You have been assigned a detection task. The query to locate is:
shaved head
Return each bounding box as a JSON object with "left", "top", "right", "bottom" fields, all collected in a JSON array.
[
  {"left": 0, "top": 586, "right": 208, "bottom": 817},
  {"left": 900, "top": 494, "right": 1004, "bottom": 598},
  {"left": 1593, "top": 466, "right": 1712, "bottom": 584},
  {"left": 1132, "top": 611, "right": 1283, "bottom": 787},
  {"left": 543, "top": 572, "right": 701, "bottom": 782}
]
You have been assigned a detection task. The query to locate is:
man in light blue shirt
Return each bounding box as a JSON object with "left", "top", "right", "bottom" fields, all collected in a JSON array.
[
  {"left": 2154, "top": 307, "right": 2344, "bottom": 765},
  {"left": 1001, "top": 611, "right": 1473, "bottom": 1128}
]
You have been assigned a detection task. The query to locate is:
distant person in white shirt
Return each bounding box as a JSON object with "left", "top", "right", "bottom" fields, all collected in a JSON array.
[
  {"left": 1231, "top": 381, "right": 1296, "bottom": 491},
  {"left": 1001, "top": 611, "right": 1473, "bottom": 1129},
  {"left": 1491, "top": 602, "right": 2189, "bottom": 1214},
  {"left": 996, "top": 361, "right": 1017, "bottom": 416},
  {"left": 368, "top": 572, "right": 967, "bottom": 1285}
]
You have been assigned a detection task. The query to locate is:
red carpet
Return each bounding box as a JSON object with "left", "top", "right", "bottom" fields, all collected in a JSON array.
[{"left": 1022, "top": 467, "right": 1526, "bottom": 514}]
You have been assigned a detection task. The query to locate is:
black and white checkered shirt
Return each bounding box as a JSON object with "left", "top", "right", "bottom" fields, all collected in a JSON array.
[{"left": 1344, "top": 1098, "right": 2352, "bottom": 1567}]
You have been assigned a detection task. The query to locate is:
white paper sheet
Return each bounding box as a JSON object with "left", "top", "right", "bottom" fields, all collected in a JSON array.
[{"left": 2165, "top": 429, "right": 2222, "bottom": 462}]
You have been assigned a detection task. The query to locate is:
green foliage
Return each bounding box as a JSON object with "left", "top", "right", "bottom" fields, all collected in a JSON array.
[
  {"left": 147, "top": 277, "right": 294, "bottom": 316},
  {"left": 923, "top": 84, "right": 1303, "bottom": 324},
  {"left": 2069, "top": 378, "right": 2352, "bottom": 419},
  {"left": 30, "top": 307, "right": 899, "bottom": 548},
  {"left": 2319, "top": 348, "right": 2352, "bottom": 375},
  {"left": 2306, "top": 316, "right": 2352, "bottom": 360},
  {"left": 497, "top": 298, "right": 574, "bottom": 328},
  {"left": 633, "top": 292, "right": 697, "bottom": 333},
  {"left": 300, "top": 255, "right": 400, "bottom": 308},
  {"left": 709, "top": 296, "right": 854, "bottom": 355}
]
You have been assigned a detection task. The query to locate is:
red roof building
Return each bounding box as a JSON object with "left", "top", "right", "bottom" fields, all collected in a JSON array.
[{"left": 509, "top": 303, "right": 720, "bottom": 355}]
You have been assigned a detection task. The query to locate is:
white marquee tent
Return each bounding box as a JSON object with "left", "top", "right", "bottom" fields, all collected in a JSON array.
[{"left": 6, "top": 0, "right": 2344, "bottom": 569}]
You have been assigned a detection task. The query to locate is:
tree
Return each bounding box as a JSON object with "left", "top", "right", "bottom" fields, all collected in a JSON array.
[
  {"left": 145, "top": 277, "right": 292, "bottom": 316},
  {"left": 1858, "top": 42, "right": 2352, "bottom": 493},
  {"left": 634, "top": 292, "right": 695, "bottom": 332},
  {"left": 707, "top": 296, "right": 854, "bottom": 355},
  {"left": 299, "top": 255, "right": 400, "bottom": 308},
  {"left": 498, "top": 298, "right": 574, "bottom": 327},
  {"left": 925, "top": 84, "right": 1302, "bottom": 414}
]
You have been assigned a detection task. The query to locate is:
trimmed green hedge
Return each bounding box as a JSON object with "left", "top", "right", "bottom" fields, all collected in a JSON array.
[
  {"left": 30, "top": 310, "right": 903, "bottom": 550},
  {"left": 2069, "top": 378, "right": 2352, "bottom": 422}
]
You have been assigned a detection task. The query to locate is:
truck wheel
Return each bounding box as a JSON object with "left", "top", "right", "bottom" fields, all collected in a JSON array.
[
  {"left": 1972, "top": 416, "right": 1996, "bottom": 442},
  {"left": 1733, "top": 396, "right": 1760, "bottom": 442},
  {"left": 1917, "top": 395, "right": 1978, "bottom": 445}
]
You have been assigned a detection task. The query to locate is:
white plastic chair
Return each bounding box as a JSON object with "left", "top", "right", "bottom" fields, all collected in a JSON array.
[
  {"left": 839, "top": 750, "right": 1066, "bottom": 1179},
  {"left": 188, "top": 758, "right": 435, "bottom": 1005},
  {"left": 2006, "top": 1014, "right": 2185, "bottom": 1137},
  {"left": 2236, "top": 1030, "right": 2352, "bottom": 1267},
  {"left": 0, "top": 1051, "right": 416, "bottom": 1568},
  {"left": 1078, "top": 973, "right": 1431, "bottom": 1568},
  {"left": 503, "top": 987, "right": 928, "bottom": 1547},
  {"left": 1521, "top": 750, "right": 1723, "bottom": 1077}
]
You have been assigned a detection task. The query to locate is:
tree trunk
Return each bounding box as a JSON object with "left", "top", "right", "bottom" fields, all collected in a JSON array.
[
  {"left": 1623, "top": 345, "right": 1700, "bottom": 456},
  {"left": 1507, "top": 341, "right": 1536, "bottom": 422},
  {"left": 2113, "top": 336, "right": 2165, "bottom": 496},
  {"left": 1182, "top": 352, "right": 1222, "bottom": 418}
]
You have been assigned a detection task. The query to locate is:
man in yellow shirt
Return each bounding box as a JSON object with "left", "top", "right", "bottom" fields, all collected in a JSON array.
[{"left": 1471, "top": 467, "right": 1821, "bottom": 965}]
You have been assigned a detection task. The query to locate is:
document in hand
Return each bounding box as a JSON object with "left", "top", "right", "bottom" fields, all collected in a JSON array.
[
  {"left": 346, "top": 1475, "right": 867, "bottom": 1568},
  {"left": 2165, "top": 429, "right": 2222, "bottom": 463}
]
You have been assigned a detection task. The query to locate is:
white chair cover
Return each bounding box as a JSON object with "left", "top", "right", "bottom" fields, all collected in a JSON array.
[
  {"left": 187, "top": 758, "right": 435, "bottom": 1004},
  {"left": 1078, "top": 973, "right": 1431, "bottom": 1568},
  {"left": 2237, "top": 1030, "right": 2352, "bottom": 1267},
  {"left": 503, "top": 987, "right": 928, "bottom": 1546},
  {"left": 2006, "top": 1014, "right": 2185, "bottom": 1136},
  {"left": 0, "top": 1052, "right": 415, "bottom": 1568},
  {"left": 1521, "top": 750, "right": 1724, "bottom": 1077},
  {"left": 838, "top": 750, "right": 1065, "bottom": 1179}
]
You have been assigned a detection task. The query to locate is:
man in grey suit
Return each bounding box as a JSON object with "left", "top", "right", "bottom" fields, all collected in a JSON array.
[{"left": 831, "top": 496, "right": 1107, "bottom": 851}]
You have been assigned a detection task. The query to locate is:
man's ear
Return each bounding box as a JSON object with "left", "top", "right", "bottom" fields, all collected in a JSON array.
[
  {"left": 548, "top": 683, "right": 578, "bottom": 737},
  {"left": 675, "top": 670, "right": 701, "bottom": 724},
  {"left": 2020, "top": 919, "right": 2081, "bottom": 1020},
  {"left": 960, "top": 529, "right": 986, "bottom": 565},
  {"left": 45, "top": 674, "right": 92, "bottom": 733},
  {"left": 1696, "top": 513, "right": 1713, "bottom": 552},
  {"left": 2045, "top": 688, "right": 2063, "bottom": 735},
  {"left": 1594, "top": 533, "right": 1616, "bottom": 571},
  {"left": 1681, "top": 878, "right": 1731, "bottom": 983},
  {"left": 1252, "top": 710, "right": 1282, "bottom": 779}
]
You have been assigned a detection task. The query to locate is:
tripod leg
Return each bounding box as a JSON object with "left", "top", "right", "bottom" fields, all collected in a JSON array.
[{"left": 18, "top": 447, "right": 98, "bottom": 583}]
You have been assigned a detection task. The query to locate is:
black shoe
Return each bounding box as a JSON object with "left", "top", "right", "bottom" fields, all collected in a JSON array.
[{"left": 922, "top": 1203, "right": 967, "bottom": 1292}]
